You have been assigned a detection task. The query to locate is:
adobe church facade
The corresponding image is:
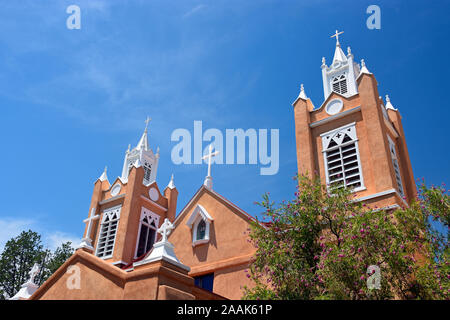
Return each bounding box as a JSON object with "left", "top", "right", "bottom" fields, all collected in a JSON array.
[{"left": 16, "top": 32, "right": 416, "bottom": 300}]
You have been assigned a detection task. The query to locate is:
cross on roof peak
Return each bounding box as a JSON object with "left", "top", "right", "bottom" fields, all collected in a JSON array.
[
  {"left": 331, "top": 29, "right": 344, "bottom": 45},
  {"left": 144, "top": 116, "right": 151, "bottom": 131}
]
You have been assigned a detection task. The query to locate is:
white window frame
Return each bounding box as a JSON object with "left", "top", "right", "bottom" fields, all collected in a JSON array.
[
  {"left": 331, "top": 73, "right": 348, "bottom": 95},
  {"left": 387, "top": 136, "right": 405, "bottom": 198},
  {"left": 321, "top": 122, "right": 365, "bottom": 193},
  {"left": 186, "top": 204, "right": 213, "bottom": 247},
  {"left": 134, "top": 207, "right": 160, "bottom": 258},
  {"left": 95, "top": 205, "right": 121, "bottom": 259}
]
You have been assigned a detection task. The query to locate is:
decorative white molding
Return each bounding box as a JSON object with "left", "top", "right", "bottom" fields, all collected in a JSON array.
[
  {"left": 98, "top": 193, "right": 125, "bottom": 205},
  {"left": 321, "top": 122, "right": 365, "bottom": 192},
  {"left": 186, "top": 204, "right": 213, "bottom": 247},
  {"left": 134, "top": 207, "right": 160, "bottom": 259},
  {"left": 310, "top": 106, "right": 361, "bottom": 128},
  {"left": 140, "top": 195, "right": 168, "bottom": 212}
]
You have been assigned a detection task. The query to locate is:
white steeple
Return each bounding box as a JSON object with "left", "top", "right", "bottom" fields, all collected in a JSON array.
[
  {"left": 321, "top": 30, "right": 360, "bottom": 100},
  {"left": 167, "top": 174, "right": 176, "bottom": 189},
  {"left": 98, "top": 166, "right": 108, "bottom": 182},
  {"left": 121, "top": 117, "right": 160, "bottom": 185},
  {"left": 298, "top": 83, "right": 308, "bottom": 100}
]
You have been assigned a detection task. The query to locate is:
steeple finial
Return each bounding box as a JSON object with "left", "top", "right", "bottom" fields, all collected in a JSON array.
[
  {"left": 167, "top": 174, "right": 176, "bottom": 189},
  {"left": 359, "top": 59, "right": 371, "bottom": 75},
  {"left": 299, "top": 83, "right": 308, "bottom": 100},
  {"left": 98, "top": 166, "right": 108, "bottom": 182},
  {"left": 144, "top": 116, "right": 151, "bottom": 132},
  {"left": 385, "top": 94, "right": 397, "bottom": 111},
  {"left": 136, "top": 117, "right": 150, "bottom": 151},
  {"left": 331, "top": 29, "right": 344, "bottom": 46},
  {"left": 202, "top": 144, "right": 220, "bottom": 190}
]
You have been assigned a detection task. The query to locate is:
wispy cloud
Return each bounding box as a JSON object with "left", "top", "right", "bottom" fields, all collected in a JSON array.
[
  {"left": 0, "top": 218, "right": 36, "bottom": 252},
  {"left": 0, "top": 217, "right": 79, "bottom": 253},
  {"left": 183, "top": 4, "right": 206, "bottom": 18}
]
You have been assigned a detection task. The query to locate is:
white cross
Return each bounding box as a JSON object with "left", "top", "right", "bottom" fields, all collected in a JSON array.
[
  {"left": 83, "top": 207, "right": 100, "bottom": 243},
  {"left": 29, "top": 263, "right": 40, "bottom": 284},
  {"left": 157, "top": 218, "right": 174, "bottom": 243},
  {"left": 202, "top": 144, "right": 220, "bottom": 178},
  {"left": 144, "top": 116, "right": 151, "bottom": 131},
  {"left": 331, "top": 29, "right": 344, "bottom": 44}
]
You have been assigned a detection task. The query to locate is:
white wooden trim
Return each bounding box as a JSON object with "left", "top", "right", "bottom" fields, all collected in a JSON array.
[
  {"left": 140, "top": 195, "right": 168, "bottom": 212},
  {"left": 310, "top": 106, "right": 360, "bottom": 128}
]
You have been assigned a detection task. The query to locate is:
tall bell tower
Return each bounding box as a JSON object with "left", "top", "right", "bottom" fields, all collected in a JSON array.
[
  {"left": 77, "top": 119, "right": 178, "bottom": 268},
  {"left": 292, "top": 31, "right": 416, "bottom": 210}
]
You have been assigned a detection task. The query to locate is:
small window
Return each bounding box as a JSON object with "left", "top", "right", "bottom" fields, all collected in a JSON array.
[
  {"left": 196, "top": 220, "right": 206, "bottom": 240},
  {"left": 332, "top": 74, "right": 348, "bottom": 95},
  {"left": 194, "top": 273, "right": 214, "bottom": 292},
  {"left": 143, "top": 161, "right": 152, "bottom": 184}
]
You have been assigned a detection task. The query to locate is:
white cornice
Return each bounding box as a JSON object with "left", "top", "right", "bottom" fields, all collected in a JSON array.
[
  {"left": 140, "top": 195, "right": 168, "bottom": 212},
  {"left": 310, "top": 106, "right": 361, "bottom": 128},
  {"left": 98, "top": 194, "right": 125, "bottom": 205}
]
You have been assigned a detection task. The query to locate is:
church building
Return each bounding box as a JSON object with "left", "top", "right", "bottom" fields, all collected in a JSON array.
[{"left": 13, "top": 32, "right": 416, "bottom": 300}]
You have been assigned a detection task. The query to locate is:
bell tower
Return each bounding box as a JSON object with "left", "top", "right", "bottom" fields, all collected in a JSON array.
[
  {"left": 292, "top": 31, "right": 416, "bottom": 210},
  {"left": 77, "top": 118, "right": 178, "bottom": 268},
  {"left": 121, "top": 117, "right": 160, "bottom": 185}
]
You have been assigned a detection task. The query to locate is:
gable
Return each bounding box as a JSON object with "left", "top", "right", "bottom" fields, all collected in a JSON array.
[{"left": 169, "top": 187, "right": 256, "bottom": 272}]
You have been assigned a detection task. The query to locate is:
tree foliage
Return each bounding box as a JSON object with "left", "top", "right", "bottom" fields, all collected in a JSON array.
[
  {"left": 243, "top": 175, "right": 449, "bottom": 300},
  {"left": 0, "top": 230, "right": 74, "bottom": 299}
]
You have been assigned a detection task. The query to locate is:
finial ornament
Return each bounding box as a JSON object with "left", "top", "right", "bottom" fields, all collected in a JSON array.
[
  {"left": 331, "top": 29, "right": 344, "bottom": 46},
  {"left": 158, "top": 218, "right": 174, "bottom": 243},
  {"left": 361, "top": 59, "right": 366, "bottom": 67},
  {"left": 202, "top": 144, "right": 220, "bottom": 189},
  {"left": 385, "top": 94, "right": 390, "bottom": 103},
  {"left": 299, "top": 83, "right": 307, "bottom": 99},
  {"left": 347, "top": 46, "right": 352, "bottom": 56},
  {"left": 144, "top": 116, "right": 151, "bottom": 132}
]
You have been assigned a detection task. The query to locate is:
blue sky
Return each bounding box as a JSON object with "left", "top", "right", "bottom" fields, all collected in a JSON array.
[{"left": 0, "top": 0, "right": 448, "bottom": 250}]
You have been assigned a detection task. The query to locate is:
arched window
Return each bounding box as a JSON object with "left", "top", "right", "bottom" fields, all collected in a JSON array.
[
  {"left": 135, "top": 208, "right": 160, "bottom": 258},
  {"left": 96, "top": 205, "right": 121, "bottom": 259},
  {"left": 332, "top": 74, "right": 348, "bottom": 95},
  {"left": 387, "top": 136, "right": 405, "bottom": 198},
  {"left": 196, "top": 220, "right": 206, "bottom": 240},
  {"left": 143, "top": 161, "right": 152, "bottom": 184},
  {"left": 321, "top": 123, "right": 364, "bottom": 192}
]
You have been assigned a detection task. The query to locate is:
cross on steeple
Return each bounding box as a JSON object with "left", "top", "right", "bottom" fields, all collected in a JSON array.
[
  {"left": 157, "top": 218, "right": 174, "bottom": 243},
  {"left": 144, "top": 116, "right": 151, "bottom": 131},
  {"left": 331, "top": 29, "right": 344, "bottom": 45}
]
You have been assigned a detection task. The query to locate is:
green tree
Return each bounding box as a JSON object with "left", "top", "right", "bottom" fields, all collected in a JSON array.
[
  {"left": 0, "top": 230, "right": 74, "bottom": 300},
  {"left": 243, "top": 175, "right": 449, "bottom": 300}
]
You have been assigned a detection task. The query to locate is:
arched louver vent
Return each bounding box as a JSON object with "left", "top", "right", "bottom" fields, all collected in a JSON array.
[
  {"left": 332, "top": 74, "right": 348, "bottom": 95},
  {"left": 322, "top": 124, "right": 364, "bottom": 191},
  {"left": 96, "top": 205, "right": 121, "bottom": 258}
]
